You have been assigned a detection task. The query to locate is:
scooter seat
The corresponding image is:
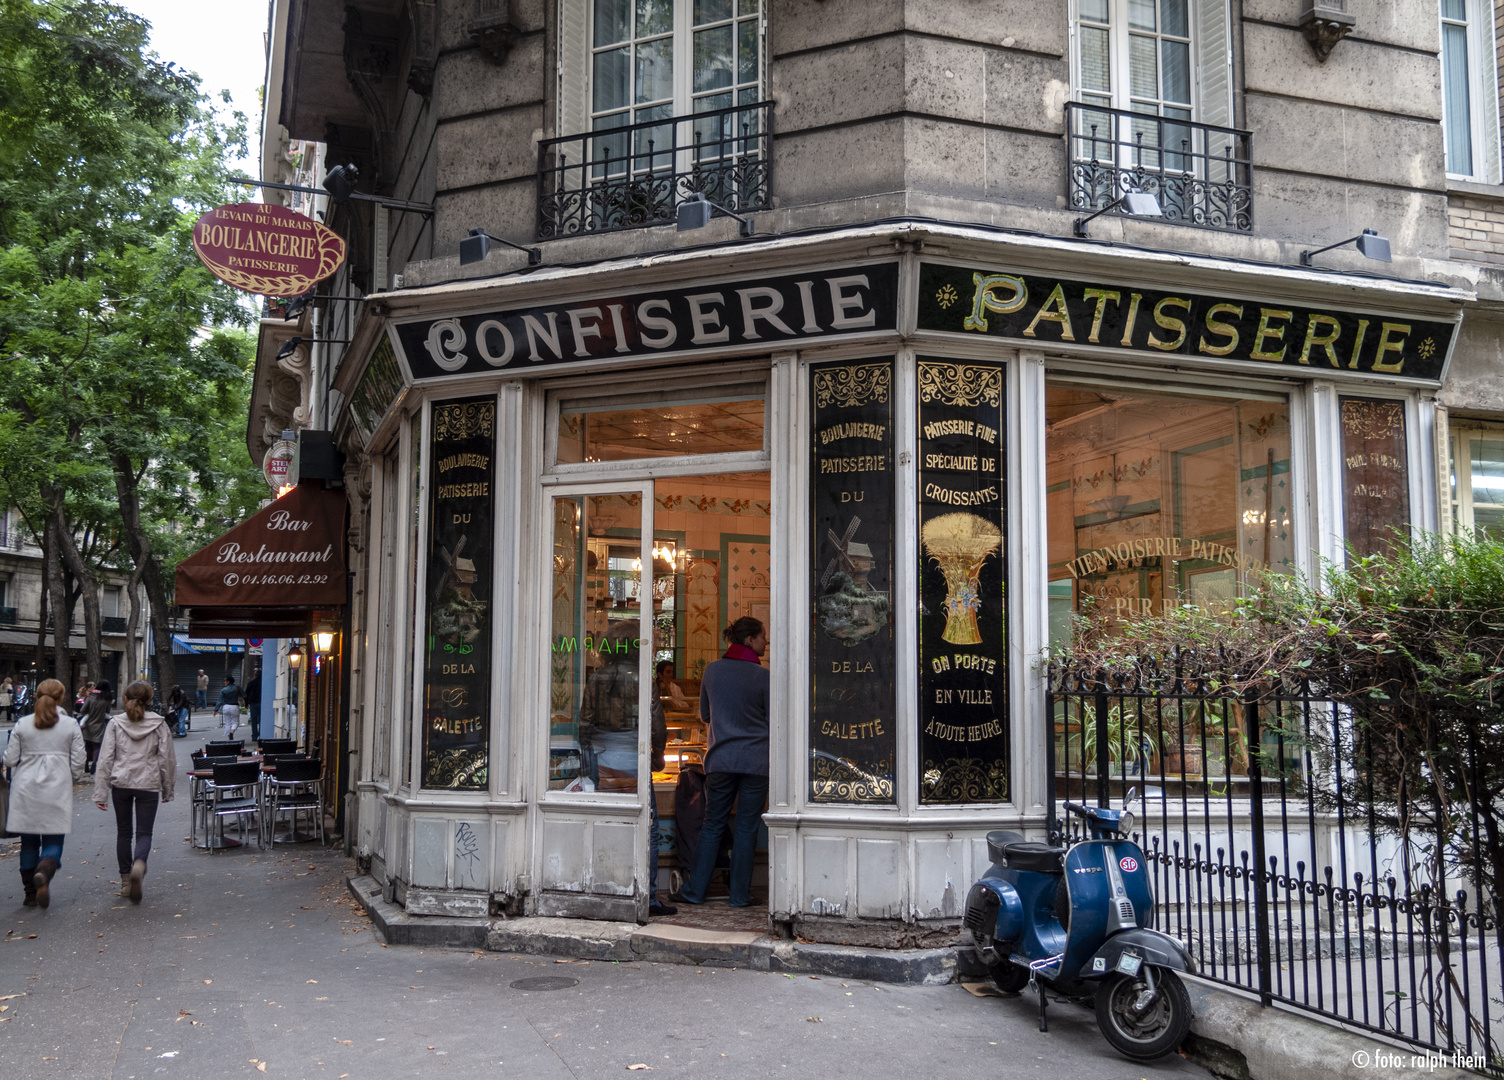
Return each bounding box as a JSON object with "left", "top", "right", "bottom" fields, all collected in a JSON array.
[{"left": 1002, "top": 841, "right": 1067, "bottom": 874}]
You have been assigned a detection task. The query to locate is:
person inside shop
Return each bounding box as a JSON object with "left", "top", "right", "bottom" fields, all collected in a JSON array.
[
  {"left": 655, "top": 660, "right": 693, "bottom": 714},
  {"left": 672, "top": 617, "right": 769, "bottom": 909},
  {"left": 579, "top": 621, "right": 675, "bottom": 917}
]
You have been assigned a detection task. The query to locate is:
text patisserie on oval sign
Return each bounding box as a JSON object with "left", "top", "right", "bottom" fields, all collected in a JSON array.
[{"left": 192, "top": 202, "right": 347, "bottom": 297}]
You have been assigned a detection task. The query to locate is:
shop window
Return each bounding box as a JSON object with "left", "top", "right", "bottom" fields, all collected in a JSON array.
[
  {"left": 1440, "top": 0, "right": 1502, "bottom": 183},
  {"left": 555, "top": 384, "right": 765, "bottom": 464},
  {"left": 1339, "top": 397, "right": 1411, "bottom": 560},
  {"left": 1449, "top": 425, "right": 1504, "bottom": 538},
  {"left": 1046, "top": 377, "right": 1292, "bottom": 643}
]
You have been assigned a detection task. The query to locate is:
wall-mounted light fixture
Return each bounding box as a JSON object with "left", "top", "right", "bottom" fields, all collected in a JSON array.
[
  {"left": 313, "top": 622, "right": 336, "bottom": 653},
  {"left": 287, "top": 646, "right": 303, "bottom": 670},
  {"left": 1073, "top": 191, "right": 1164, "bottom": 238},
  {"left": 1299, "top": 228, "right": 1391, "bottom": 267},
  {"left": 322, "top": 163, "right": 359, "bottom": 203},
  {"left": 676, "top": 192, "right": 754, "bottom": 237},
  {"left": 460, "top": 227, "right": 541, "bottom": 267}
]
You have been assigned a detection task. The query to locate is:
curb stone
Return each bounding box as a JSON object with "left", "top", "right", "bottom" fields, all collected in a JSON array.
[{"left": 347, "top": 875, "right": 489, "bottom": 949}]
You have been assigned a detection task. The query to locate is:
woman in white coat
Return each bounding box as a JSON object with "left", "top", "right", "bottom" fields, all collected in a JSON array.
[{"left": 2, "top": 679, "right": 85, "bottom": 908}]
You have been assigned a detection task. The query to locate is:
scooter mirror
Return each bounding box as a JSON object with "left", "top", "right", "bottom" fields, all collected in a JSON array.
[{"left": 1123, "top": 786, "right": 1138, "bottom": 809}]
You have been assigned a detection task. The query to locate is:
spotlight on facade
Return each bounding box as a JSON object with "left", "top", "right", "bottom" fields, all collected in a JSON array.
[
  {"left": 460, "top": 227, "right": 542, "bottom": 267},
  {"left": 1073, "top": 190, "right": 1164, "bottom": 237},
  {"left": 676, "top": 193, "right": 754, "bottom": 237},
  {"left": 322, "top": 163, "right": 359, "bottom": 202},
  {"left": 281, "top": 293, "right": 312, "bottom": 321},
  {"left": 1300, "top": 228, "right": 1392, "bottom": 267},
  {"left": 275, "top": 337, "right": 303, "bottom": 362}
]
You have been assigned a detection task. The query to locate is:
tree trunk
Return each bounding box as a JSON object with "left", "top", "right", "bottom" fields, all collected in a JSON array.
[
  {"left": 44, "top": 515, "right": 71, "bottom": 694},
  {"left": 33, "top": 521, "right": 50, "bottom": 677},
  {"left": 123, "top": 561, "right": 145, "bottom": 689},
  {"left": 48, "top": 497, "right": 103, "bottom": 687},
  {"left": 109, "top": 452, "right": 176, "bottom": 703}
]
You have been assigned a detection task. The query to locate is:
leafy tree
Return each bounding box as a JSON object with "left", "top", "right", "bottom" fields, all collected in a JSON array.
[{"left": 0, "top": 0, "right": 262, "bottom": 693}]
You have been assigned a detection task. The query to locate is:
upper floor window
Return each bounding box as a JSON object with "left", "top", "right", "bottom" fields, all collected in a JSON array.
[
  {"left": 1441, "top": 0, "right": 1502, "bottom": 183},
  {"left": 1068, "top": 1, "right": 1251, "bottom": 233}
]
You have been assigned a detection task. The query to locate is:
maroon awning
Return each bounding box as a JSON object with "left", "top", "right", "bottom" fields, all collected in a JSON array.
[{"left": 175, "top": 483, "right": 347, "bottom": 609}]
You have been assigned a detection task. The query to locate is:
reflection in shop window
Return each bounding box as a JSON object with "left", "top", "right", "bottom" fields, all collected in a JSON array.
[
  {"left": 1472, "top": 439, "right": 1504, "bottom": 537},
  {"left": 1339, "top": 398, "right": 1410, "bottom": 560},
  {"left": 1046, "top": 378, "right": 1292, "bottom": 644},
  {"left": 557, "top": 387, "right": 765, "bottom": 463}
]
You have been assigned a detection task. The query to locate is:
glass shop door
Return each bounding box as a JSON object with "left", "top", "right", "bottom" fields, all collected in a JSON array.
[{"left": 539, "top": 484, "right": 655, "bottom": 917}]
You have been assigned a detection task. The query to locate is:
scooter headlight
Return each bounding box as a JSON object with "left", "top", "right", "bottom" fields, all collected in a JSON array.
[{"left": 1118, "top": 810, "right": 1135, "bottom": 836}]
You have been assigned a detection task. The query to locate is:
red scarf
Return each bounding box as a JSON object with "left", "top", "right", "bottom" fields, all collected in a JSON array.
[{"left": 723, "top": 643, "right": 760, "bottom": 662}]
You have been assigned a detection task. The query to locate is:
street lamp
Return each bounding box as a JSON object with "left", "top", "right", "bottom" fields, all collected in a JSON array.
[{"left": 287, "top": 646, "right": 302, "bottom": 670}]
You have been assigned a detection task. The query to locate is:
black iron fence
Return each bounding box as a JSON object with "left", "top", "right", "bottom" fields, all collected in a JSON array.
[
  {"left": 1066, "top": 102, "right": 1253, "bottom": 234},
  {"left": 1047, "top": 666, "right": 1501, "bottom": 1072},
  {"left": 536, "top": 100, "right": 772, "bottom": 240}
]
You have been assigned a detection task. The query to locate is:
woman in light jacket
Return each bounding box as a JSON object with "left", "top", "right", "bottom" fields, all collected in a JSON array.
[
  {"left": 93, "top": 681, "right": 175, "bottom": 903},
  {"left": 2, "top": 679, "right": 85, "bottom": 908}
]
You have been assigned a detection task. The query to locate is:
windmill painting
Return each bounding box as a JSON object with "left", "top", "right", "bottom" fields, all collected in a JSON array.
[{"left": 816, "top": 515, "right": 890, "bottom": 644}]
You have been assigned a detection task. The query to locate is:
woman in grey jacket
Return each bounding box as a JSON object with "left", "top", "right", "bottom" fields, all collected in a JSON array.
[
  {"left": 2, "top": 679, "right": 85, "bottom": 908},
  {"left": 93, "top": 681, "right": 175, "bottom": 903}
]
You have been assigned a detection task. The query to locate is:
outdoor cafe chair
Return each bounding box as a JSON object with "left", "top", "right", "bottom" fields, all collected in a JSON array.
[
  {"left": 208, "top": 761, "right": 262, "bottom": 850},
  {"left": 264, "top": 757, "right": 323, "bottom": 845},
  {"left": 205, "top": 740, "right": 244, "bottom": 757},
  {"left": 189, "top": 754, "right": 240, "bottom": 847},
  {"left": 257, "top": 738, "right": 297, "bottom": 757}
]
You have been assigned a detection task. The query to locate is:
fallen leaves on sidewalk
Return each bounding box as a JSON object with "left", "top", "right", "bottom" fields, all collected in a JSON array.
[
  {"left": 333, "top": 1038, "right": 352, "bottom": 1046},
  {"left": 626, "top": 1066, "right": 655, "bottom": 1072}
]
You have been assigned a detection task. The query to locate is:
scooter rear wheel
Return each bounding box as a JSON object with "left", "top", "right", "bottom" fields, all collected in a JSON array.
[
  {"left": 974, "top": 935, "right": 1030, "bottom": 994},
  {"left": 1094, "top": 967, "right": 1191, "bottom": 1062}
]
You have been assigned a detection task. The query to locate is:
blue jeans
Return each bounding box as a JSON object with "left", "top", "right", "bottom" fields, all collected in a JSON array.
[
  {"left": 681, "top": 772, "right": 768, "bottom": 907},
  {"left": 176, "top": 706, "right": 190, "bottom": 736},
  {"left": 196, "top": 690, "right": 207, "bottom": 708},
  {"left": 247, "top": 703, "right": 261, "bottom": 741},
  {"left": 19, "top": 834, "right": 64, "bottom": 872}
]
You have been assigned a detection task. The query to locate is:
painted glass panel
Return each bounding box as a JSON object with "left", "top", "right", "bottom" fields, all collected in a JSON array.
[{"left": 1340, "top": 398, "right": 1410, "bottom": 559}]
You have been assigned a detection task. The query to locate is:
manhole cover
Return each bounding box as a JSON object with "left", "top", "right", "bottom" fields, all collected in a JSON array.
[{"left": 509, "top": 976, "right": 579, "bottom": 991}]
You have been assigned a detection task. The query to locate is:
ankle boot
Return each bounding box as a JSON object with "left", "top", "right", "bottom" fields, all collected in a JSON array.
[
  {"left": 33, "top": 857, "right": 59, "bottom": 909},
  {"left": 119, "top": 874, "right": 132, "bottom": 898},
  {"left": 128, "top": 860, "right": 145, "bottom": 904},
  {"left": 20, "top": 869, "right": 37, "bottom": 907}
]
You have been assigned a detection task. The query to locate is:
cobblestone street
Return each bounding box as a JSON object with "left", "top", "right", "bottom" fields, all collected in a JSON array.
[{"left": 0, "top": 725, "right": 1211, "bottom": 1080}]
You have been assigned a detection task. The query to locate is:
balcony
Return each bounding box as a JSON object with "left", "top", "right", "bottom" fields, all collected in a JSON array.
[
  {"left": 536, "top": 100, "right": 771, "bottom": 240},
  {"left": 103, "top": 616, "right": 127, "bottom": 634},
  {"left": 1066, "top": 102, "right": 1253, "bottom": 234}
]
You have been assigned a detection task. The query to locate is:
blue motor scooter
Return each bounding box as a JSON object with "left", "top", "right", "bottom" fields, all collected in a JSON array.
[{"left": 962, "top": 790, "right": 1195, "bottom": 1062}]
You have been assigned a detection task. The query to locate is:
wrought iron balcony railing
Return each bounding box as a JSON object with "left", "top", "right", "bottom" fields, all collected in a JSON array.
[
  {"left": 102, "top": 616, "right": 127, "bottom": 634},
  {"left": 1067, "top": 102, "right": 1253, "bottom": 234},
  {"left": 536, "top": 100, "right": 772, "bottom": 240}
]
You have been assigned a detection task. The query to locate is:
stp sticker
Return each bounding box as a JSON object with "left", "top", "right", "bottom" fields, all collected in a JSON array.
[{"left": 1119, "top": 856, "right": 1139, "bottom": 873}]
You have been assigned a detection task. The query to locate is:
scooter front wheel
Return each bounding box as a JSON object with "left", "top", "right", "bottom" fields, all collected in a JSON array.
[{"left": 1094, "top": 967, "right": 1192, "bottom": 1062}]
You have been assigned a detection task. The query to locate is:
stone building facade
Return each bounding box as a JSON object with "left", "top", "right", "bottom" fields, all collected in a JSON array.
[{"left": 249, "top": 0, "right": 1504, "bottom": 938}]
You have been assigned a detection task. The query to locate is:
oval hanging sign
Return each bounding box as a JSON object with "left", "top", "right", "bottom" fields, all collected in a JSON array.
[{"left": 192, "top": 202, "right": 346, "bottom": 296}]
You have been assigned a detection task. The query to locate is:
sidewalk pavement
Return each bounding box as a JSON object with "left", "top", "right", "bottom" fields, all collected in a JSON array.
[{"left": 0, "top": 726, "right": 1213, "bottom": 1080}]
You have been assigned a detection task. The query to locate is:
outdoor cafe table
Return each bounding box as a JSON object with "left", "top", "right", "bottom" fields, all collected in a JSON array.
[{"left": 187, "top": 760, "right": 273, "bottom": 849}]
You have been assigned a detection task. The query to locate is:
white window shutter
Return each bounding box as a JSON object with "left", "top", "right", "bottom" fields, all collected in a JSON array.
[
  {"left": 558, "top": 0, "right": 590, "bottom": 138},
  {"left": 1479, "top": 2, "right": 1501, "bottom": 184},
  {"left": 1195, "top": 0, "right": 1232, "bottom": 129}
]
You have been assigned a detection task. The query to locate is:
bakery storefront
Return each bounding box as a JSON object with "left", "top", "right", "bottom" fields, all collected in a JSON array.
[{"left": 335, "top": 227, "right": 1459, "bottom": 936}]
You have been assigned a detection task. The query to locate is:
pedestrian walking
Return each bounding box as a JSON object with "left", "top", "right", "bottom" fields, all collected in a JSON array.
[
  {"left": 215, "top": 675, "right": 242, "bottom": 738},
  {"left": 195, "top": 669, "right": 208, "bottom": 710},
  {"left": 79, "top": 679, "right": 112, "bottom": 775},
  {"left": 243, "top": 672, "right": 261, "bottom": 741},
  {"left": 0, "top": 677, "right": 13, "bottom": 725},
  {"left": 93, "top": 681, "right": 175, "bottom": 903},
  {"left": 1, "top": 679, "right": 85, "bottom": 908},
  {"left": 165, "top": 684, "right": 189, "bottom": 738},
  {"left": 672, "top": 617, "right": 770, "bottom": 909}
]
